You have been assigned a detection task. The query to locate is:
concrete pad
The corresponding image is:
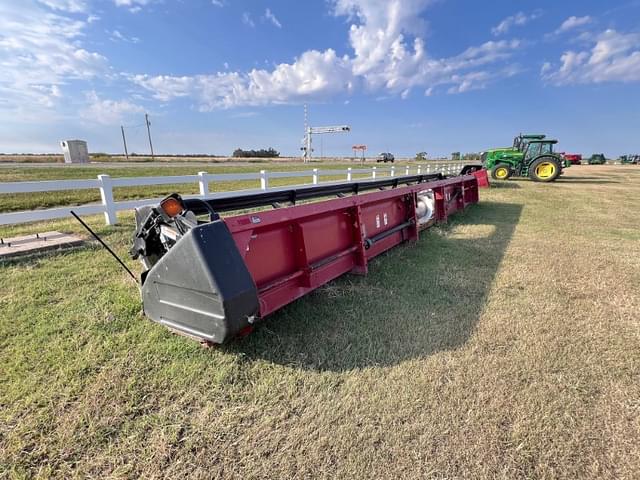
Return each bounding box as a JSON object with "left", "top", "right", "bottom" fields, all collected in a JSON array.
[{"left": 0, "top": 231, "right": 84, "bottom": 259}]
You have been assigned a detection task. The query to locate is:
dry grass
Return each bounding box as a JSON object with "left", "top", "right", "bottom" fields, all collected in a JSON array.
[{"left": 1, "top": 165, "right": 639, "bottom": 479}]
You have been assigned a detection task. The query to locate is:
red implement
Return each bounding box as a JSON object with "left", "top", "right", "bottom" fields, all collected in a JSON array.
[
  {"left": 134, "top": 173, "right": 481, "bottom": 344},
  {"left": 224, "top": 175, "right": 479, "bottom": 319}
]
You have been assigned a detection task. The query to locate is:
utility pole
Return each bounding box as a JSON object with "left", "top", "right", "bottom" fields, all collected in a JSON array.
[
  {"left": 121, "top": 125, "right": 129, "bottom": 160},
  {"left": 303, "top": 103, "right": 309, "bottom": 163},
  {"left": 145, "top": 113, "right": 154, "bottom": 160}
]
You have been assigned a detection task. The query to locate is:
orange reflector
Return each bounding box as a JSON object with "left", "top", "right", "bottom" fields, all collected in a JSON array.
[{"left": 160, "top": 197, "right": 184, "bottom": 217}]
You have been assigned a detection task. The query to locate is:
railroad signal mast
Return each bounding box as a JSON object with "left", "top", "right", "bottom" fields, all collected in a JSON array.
[{"left": 301, "top": 104, "right": 351, "bottom": 163}]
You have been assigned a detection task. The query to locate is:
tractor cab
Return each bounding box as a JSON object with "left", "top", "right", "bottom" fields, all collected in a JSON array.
[
  {"left": 513, "top": 134, "right": 546, "bottom": 152},
  {"left": 523, "top": 139, "right": 557, "bottom": 160}
]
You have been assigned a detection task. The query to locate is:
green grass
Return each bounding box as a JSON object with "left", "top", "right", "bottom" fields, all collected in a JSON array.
[{"left": 1, "top": 165, "right": 639, "bottom": 478}]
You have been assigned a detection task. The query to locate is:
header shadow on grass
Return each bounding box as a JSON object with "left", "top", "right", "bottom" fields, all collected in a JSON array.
[{"left": 233, "top": 201, "right": 523, "bottom": 372}]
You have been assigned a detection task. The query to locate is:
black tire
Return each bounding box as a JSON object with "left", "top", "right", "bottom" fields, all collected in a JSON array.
[
  {"left": 529, "top": 156, "right": 561, "bottom": 182},
  {"left": 490, "top": 163, "right": 512, "bottom": 180}
]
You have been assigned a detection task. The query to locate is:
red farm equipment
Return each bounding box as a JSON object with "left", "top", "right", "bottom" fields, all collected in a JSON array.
[
  {"left": 561, "top": 152, "right": 582, "bottom": 165},
  {"left": 128, "top": 168, "right": 487, "bottom": 345}
]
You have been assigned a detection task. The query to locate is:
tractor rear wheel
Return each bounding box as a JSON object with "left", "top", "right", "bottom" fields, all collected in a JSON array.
[
  {"left": 491, "top": 163, "right": 512, "bottom": 181},
  {"left": 529, "top": 157, "right": 561, "bottom": 182}
]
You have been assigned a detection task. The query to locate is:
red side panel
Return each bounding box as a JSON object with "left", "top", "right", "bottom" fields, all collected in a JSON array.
[
  {"left": 473, "top": 169, "right": 490, "bottom": 188},
  {"left": 223, "top": 175, "right": 479, "bottom": 319}
]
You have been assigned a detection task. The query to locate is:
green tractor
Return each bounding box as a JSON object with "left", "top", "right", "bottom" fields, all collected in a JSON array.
[
  {"left": 619, "top": 155, "right": 639, "bottom": 165},
  {"left": 587, "top": 154, "right": 606, "bottom": 165},
  {"left": 482, "top": 134, "right": 567, "bottom": 182}
]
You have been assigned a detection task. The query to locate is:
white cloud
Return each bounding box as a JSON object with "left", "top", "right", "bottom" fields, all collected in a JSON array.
[
  {"left": 37, "top": 0, "right": 87, "bottom": 13},
  {"left": 1, "top": 0, "right": 525, "bottom": 119},
  {"left": 555, "top": 16, "right": 592, "bottom": 34},
  {"left": 331, "top": 1, "right": 521, "bottom": 94},
  {"left": 242, "top": 12, "right": 255, "bottom": 28},
  {"left": 114, "top": 0, "right": 150, "bottom": 6},
  {"left": 0, "top": 2, "right": 108, "bottom": 114},
  {"left": 132, "top": 0, "right": 522, "bottom": 108},
  {"left": 113, "top": 0, "right": 152, "bottom": 13},
  {"left": 492, "top": 11, "right": 541, "bottom": 36},
  {"left": 211, "top": 0, "right": 224, "bottom": 6},
  {"left": 110, "top": 29, "right": 140, "bottom": 43},
  {"left": 334, "top": 0, "right": 430, "bottom": 79},
  {"left": 81, "top": 91, "right": 144, "bottom": 125},
  {"left": 264, "top": 8, "right": 282, "bottom": 28},
  {"left": 447, "top": 64, "right": 521, "bottom": 94},
  {"left": 543, "top": 29, "right": 640, "bottom": 84},
  {"left": 132, "top": 48, "right": 355, "bottom": 109}
]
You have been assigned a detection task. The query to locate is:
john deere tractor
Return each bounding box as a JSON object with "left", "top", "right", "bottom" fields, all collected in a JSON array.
[
  {"left": 587, "top": 153, "right": 606, "bottom": 165},
  {"left": 619, "top": 154, "right": 638, "bottom": 165},
  {"left": 481, "top": 134, "right": 568, "bottom": 182}
]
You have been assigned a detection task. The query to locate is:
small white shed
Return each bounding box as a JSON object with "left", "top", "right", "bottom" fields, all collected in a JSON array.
[{"left": 60, "top": 140, "right": 89, "bottom": 164}]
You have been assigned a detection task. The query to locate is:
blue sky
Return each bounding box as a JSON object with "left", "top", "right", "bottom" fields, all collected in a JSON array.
[{"left": 0, "top": 0, "right": 639, "bottom": 157}]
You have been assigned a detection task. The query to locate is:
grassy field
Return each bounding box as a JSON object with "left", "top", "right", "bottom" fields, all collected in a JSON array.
[{"left": 1, "top": 165, "right": 639, "bottom": 478}]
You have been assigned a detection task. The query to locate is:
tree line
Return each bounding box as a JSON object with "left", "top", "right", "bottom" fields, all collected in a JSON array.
[{"left": 232, "top": 147, "right": 280, "bottom": 158}]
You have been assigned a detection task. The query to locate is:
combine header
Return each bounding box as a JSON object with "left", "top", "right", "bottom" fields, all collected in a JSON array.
[{"left": 129, "top": 169, "right": 485, "bottom": 345}]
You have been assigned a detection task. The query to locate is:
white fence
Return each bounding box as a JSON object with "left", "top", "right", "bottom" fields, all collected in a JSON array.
[{"left": 0, "top": 164, "right": 462, "bottom": 226}]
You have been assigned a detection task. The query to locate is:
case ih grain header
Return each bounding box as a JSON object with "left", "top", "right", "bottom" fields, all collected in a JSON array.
[{"left": 121, "top": 168, "right": 486, "bottom": 345}]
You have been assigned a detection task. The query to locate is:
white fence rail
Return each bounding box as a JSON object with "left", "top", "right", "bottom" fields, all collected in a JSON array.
[{"left": 0, "top": 164, "right": 463, "bottom": 226}]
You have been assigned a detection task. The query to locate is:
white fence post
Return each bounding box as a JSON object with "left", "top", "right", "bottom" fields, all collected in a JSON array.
[
  {"left": 198, "top": 171, "right": 209, "bottom": 197},
  {"left": 405, "top": 165, "right": 410, "bottom": 176},
  {"left": 260, "top": 170, "right": 269, "bottom": 190},
  {"left": 347, "top": 167, "right": 352, "bottom": 182},
  {"left": 417, "top": 165, "right": 422, "bottom": 174},
  {"left": 98, "top": 174, "right": 117, "bottom": 225},
  {"left": 390, "top": 166, "right": 396, "bottom": 177},
  {"left": 372, "top": 166, "right": 377, "bottom": 179},
  {"left": 312, "top": 168, "right": 319, "bottom": 185}
]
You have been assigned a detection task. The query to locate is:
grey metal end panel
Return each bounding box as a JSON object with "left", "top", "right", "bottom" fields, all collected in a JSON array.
[{"left": 141, "top": 220, "right": 259, "bottom": 343}]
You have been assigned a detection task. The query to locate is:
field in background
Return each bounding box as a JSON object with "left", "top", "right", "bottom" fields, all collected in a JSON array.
[
  {"left": 1, "top": 165, "right": 639, "bottom": 478},
  {"left": 0, "top": 154, "right": 441, "bottom": 164}
]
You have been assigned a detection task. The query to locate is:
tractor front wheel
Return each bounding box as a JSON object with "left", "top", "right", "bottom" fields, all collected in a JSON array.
[
  {"left": 529, "top": 157, "right": 561, "bottom": 182},
  {"left": 490, "top": 164, "right": 512, "bottom": 181}
]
